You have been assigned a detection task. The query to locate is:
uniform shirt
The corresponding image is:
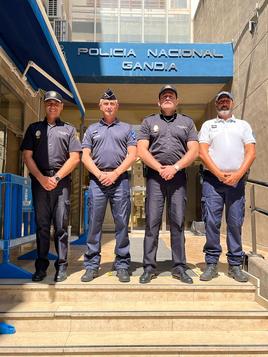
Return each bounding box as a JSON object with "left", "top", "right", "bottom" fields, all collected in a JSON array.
[
  {"left": 82, "top": 118, "right": 137, "bottom": 170},
  {"left": 137, "top": 113, "right": 198, "bottom": 165},
  {"left": 198, "top": 115, "right": 256, "bottom": 171},
  {"left": 20, "top": 118, "right": 82, "bottom": 171}
]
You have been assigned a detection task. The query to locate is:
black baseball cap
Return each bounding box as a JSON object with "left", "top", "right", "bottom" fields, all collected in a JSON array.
[
  {"left": 44, "top": 91, "right": 63, "bottom": 103},
  {"left": 159, "top": 85, "right": 178, "bottom": 98}
]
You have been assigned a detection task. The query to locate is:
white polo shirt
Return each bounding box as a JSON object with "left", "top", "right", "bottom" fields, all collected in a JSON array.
[{"left": 198, "top": 115, "right": 256, "bottom": 171}]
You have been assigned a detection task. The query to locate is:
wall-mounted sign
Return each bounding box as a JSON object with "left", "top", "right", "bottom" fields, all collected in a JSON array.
[{"left": 61, "top": 42, "right": 233, "bottom": 84}]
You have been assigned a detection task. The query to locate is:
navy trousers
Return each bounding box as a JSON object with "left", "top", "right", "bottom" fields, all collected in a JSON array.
[
  {"left": 32, "top": 178, "right": 71, "bottom": 272},
  {"left": 143, "top": 170, "right": 187, "bottom": 273},
  {"left": 202, "top": 171, "right": 245, "bottom": 266},
  {"left": 84, "top": 174, "right": 131, "bottom": 271}
]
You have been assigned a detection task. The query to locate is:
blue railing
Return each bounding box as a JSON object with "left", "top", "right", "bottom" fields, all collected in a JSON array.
[{"left": 0, "top": 173, "right": 36, "bottom": 279}]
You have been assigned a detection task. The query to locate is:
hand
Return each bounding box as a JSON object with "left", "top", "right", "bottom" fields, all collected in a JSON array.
[
  {"left": 39, "top": 176, "right": 57, "bottom": 191},
  {"left": 222, "top": 171, "right": 242, "bottom": 186},
  {"left": 159, "top": 165, "right": 176, "bottom": 181},
  {"left": 99, "top": 171, "right": 119, "bottom": 186}
]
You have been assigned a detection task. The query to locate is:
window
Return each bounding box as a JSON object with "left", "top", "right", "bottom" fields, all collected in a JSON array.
[
  {"left": 120, "top": 14, "right": 142, "bottom": 42},
  {"left": 0, "top": 80, "right": 24, "bottom": 131},
  {"left": 168, "top": 13, "right": 190, "bottom": 42},
  {"left": 144, "top": 14, "right": 166, "bottom": 42}
]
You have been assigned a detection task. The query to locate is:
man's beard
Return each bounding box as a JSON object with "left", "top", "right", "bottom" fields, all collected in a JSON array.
[{"left": 217, "top": 109, "right": 232, "bottom": 117}]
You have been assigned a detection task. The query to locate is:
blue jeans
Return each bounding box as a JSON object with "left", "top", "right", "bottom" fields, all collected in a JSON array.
[
  {"left": 202, "top": 171, "right": 245, "bottom": 266},
  {"left": 84, "top": 174, "right": 131, "bottom": 270}
]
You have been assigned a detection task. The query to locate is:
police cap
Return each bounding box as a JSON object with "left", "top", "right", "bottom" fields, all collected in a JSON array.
[
  {"left": 100, "top": 89, "right": 117, "bottom": 100},
  {"left": 44, "top": 91, "right": 63, "bottom": 103},
  {"left": 159, "top": 85, "right": 178, "bottom": 99}
]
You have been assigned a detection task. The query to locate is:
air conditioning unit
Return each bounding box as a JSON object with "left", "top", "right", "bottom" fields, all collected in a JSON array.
[
  {"left": 46, "top": 0, "right": 62, "bottom": 19},
  {"left": 52, "top": 20, "right": 68, "bottom": 41}
]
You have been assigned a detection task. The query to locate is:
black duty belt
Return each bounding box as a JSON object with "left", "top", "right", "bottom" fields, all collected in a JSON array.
[{"left": 40, "top": 169, "right": 58, "bottom": 177}]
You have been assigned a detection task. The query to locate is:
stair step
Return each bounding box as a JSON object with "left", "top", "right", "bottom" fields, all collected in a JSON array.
[
  {"left": 1, "top": 300, "right": 265, "bottom": 312},
  {"left": 0, "top": 282, "right": 257, "bottom": 303},
  {"left": 1, "top": 330, "right": 268, "bottom": 355},
  {"left": 2, "top": 309, "right": 268, "bottom": 332}
]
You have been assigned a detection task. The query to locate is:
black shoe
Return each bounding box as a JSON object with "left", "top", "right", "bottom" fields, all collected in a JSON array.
[
  {"left": 228, "top": 265, "right": 248, "bottom": 282},
  {"left": 139, "top": 271, "right": 157, "bottom": 284},
  {"left": 172, "top": 269, "right": 193, "bottom": 284},
  {"left": 116, "top": 269, "right": 130, "bottom": 283},
  {"left": 54, "top": 269, "right": 67, "bottom": 282},
  {"left": 200, "top": 264, "right": 218, "bottom": 281},
  {"left": 32, "top": 270, "right": 47, "bottom": 282},
  {"left": 81, "top": 269, "right": 99, "bottom": 282}
]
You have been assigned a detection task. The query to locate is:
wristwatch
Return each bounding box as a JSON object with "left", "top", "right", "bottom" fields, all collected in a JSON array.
[
  {"left": 54, "top": 175, "right": 61, "bottom": 183},
  {"left": 173, "top": 164, "right": 180, "bottom": 172}
]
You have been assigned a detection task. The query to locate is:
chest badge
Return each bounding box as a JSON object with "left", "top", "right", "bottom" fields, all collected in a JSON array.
[
  {"left": 211, "top": 125, "right": 217, "bottom": 129},
  {"left": 153, "top": 125, "right": 159, "bottom": 133},
  {"left": 35, "top": 130, "right": 41, "bottom": 139}
]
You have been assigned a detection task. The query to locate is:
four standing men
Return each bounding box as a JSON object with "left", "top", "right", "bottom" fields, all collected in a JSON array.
[
  {"left": 21, "top": 88, "right": 255, "bottom": 284},
  {"left": 199, "top": 91, "right": 256, "bottom": 282},
  {"left": 21, "top": 91, "right": 81, "bottom": 282}
]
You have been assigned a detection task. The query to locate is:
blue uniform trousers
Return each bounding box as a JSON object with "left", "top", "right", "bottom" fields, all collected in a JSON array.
[
  {"left": 84, "top": 174, "right": 131, "bottom": 271},
  {"left": 202, "top": 171, "right": 245, "bottom": 266},
  {"left": 143, "top": 170, "right": 187, "bottom": 273},
  {"left": 32, "top": 178, "right": 71, "bottom": 272}
]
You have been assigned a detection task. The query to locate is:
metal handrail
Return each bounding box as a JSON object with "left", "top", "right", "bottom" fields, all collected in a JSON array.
[{"left": 247, "top": 178, "right": 268, "bottom": 256}]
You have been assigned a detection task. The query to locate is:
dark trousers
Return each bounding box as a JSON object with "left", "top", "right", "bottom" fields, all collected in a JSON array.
[
  {"left": 32, "top": 178, "right": 71, "bottom": 272},
  {"left": 201, "top": 172, "right": 245, "bottom": 265},
  {"left": 84, "top": 174, "right": 131, "bottom": 271},
  {"left": 143, "top": 170, "right": 187, "bottom": 273}
]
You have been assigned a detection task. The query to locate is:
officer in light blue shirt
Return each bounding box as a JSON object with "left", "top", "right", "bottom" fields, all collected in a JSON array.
[
  {"left": 198, "top": 91, "right": 256, "bottom": 282},
  {"left": 81, "top": 89, "right": 137, "bottom": 283}
]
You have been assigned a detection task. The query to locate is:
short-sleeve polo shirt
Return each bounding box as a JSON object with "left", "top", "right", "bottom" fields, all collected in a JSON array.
[
  {"left": 20, "top": 118, "right": 82, "bottom": 171},
  {"left": 198, "top": 115, "right": 256, "bottom": 171},
  {"left": 137, "top": 113, "right": 198, "bottom": 165},
  {"left": 82, "top": 118, "right": 137, "bottom": 170}
]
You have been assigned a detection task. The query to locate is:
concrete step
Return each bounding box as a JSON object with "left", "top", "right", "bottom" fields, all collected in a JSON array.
[
  {"left": 1, "top": 330, "right": 268, "bottom": 356},
  {"left": 0, "top": 282, "right": 258, "bottom": 304},
  {"left": 2, "top": 309, "right": 268, "bottom": 333}
]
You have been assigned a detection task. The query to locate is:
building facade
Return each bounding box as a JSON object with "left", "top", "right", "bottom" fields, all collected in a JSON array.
[
  {"left": 71, "top": 0, "right": 191, "bottom": 43},
  {"left": 194, "top": 0, "right": 268, "bottom": 252}
]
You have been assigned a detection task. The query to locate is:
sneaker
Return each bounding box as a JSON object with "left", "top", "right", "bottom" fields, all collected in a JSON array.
[
  {"left": 200, "top": 264, "right": 218, "bottom": 281},
  {"left": 228, "top": 265, "right": 248, "bottom": 282}
]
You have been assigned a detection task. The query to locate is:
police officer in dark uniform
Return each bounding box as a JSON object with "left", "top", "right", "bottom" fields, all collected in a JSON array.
[
  {"left": 137, "top": 85, "right": 199, "bottom": 284},
  {"left": 81, "top": 89, "right": 137, "bottom": 283},
  {"left": 21, "top": 91, "right": 81, "bottom": 282}
]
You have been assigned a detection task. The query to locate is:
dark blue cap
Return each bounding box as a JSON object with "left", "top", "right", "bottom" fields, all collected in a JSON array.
[{"left": 101, "top": 89, "right": 117, "bottom": 100}]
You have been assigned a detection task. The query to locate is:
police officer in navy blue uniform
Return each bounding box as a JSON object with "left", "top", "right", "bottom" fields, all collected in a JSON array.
[
  {"left": 199, "top": 91, "right": 256, "bottom": 282},
  {"left": 81, "top": 89, "right": 137, "bottom": 283},
  {"left": 21, "top": 91, "right": 81, "bottom": 282},
  {"left": 138, "top": 85, "right": 199, "bottom": 284}
]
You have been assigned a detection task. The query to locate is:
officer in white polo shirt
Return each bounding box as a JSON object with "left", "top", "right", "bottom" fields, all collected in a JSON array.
[{"left": 198, "top": 91, "right": 256, "bottom": 282}]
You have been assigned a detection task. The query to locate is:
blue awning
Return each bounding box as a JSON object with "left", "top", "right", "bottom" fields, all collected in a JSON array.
[{"left": 0, "top": 0, "right": 85, "bottom": 117}]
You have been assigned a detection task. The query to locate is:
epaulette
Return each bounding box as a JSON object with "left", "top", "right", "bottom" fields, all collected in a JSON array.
[{"left": 144, "top": 113, "right": 156, "bottom": 118}]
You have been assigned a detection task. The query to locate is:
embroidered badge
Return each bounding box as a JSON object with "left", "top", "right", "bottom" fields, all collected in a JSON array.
[
  {"left": 35, "top": 130, "right": 41, "bottom": 139},
  {"left": 153, "top": 125, "right": 159, "bottom": 133}
]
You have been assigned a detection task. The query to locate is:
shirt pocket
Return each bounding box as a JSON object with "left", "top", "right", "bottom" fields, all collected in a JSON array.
[{"left": 172, "top": 125, "right": 188, "bottom": 141}]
